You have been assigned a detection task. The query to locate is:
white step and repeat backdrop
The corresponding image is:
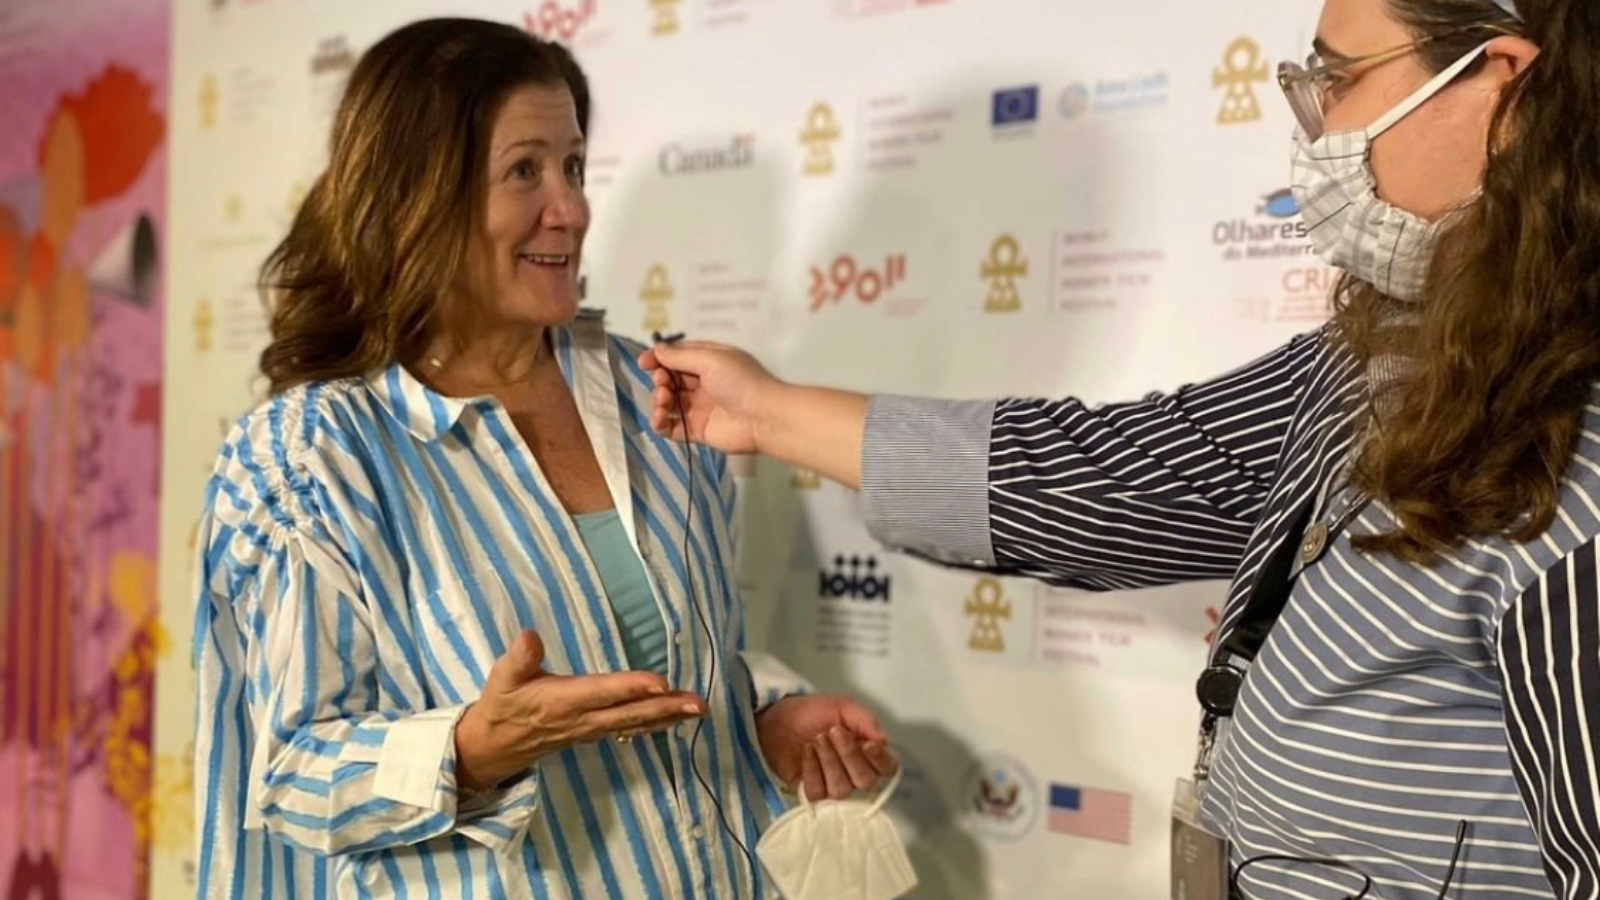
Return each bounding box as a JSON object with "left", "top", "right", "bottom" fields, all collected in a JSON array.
[{"left": 154, "top": 0, "right": 1327, "bottom": 897}]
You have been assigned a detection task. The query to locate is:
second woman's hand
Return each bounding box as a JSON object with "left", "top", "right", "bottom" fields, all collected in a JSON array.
[
  {"left": 639, "top": 340, "right": 778, "bottom": 454},
  {"left": 639, "top": 341, "right": 870, "bottom": 489},
  {"left": 455, "top": 630, "right": 706, "bottom": 792}
]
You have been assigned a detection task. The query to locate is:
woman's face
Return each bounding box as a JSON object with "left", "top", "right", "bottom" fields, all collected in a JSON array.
[
  {"left": 1315, "top": 0, "right": 1526, "bottom": 221},
  {"left": 466, "top": 82, "right": 589, "bottom": 328}
]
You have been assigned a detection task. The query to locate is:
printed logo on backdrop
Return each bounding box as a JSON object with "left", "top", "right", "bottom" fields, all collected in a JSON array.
[
  {"left": 820, "top": 554, "right": 891, "bottom": 601},
  {"left": 1214, "top": 37, "right": 1270, "bottom": 124},
  {"left": 686, "top": 261, "right": 766, "bottom": 336},
  {"left": 982, "top": 234, "right": 1028, "bottom": 313},
  {"left": 1058, "top": 73, "right": 1171, "bottom": 122},
  {"left": 1059, "top": 84, "right": 1091, "bottom": 120},
  {"left": 1052, "top": 228, "right": 1166, "bottom": 314},
  {"left": 199, "top": 74, "right": 218, "bottom": 128},
  {"left": 640, "top": 264, "right": 674, "bottom": 332},
  {"left": 1035, "top": 586, "right": 1152, "bottom": 671},
  {"left": 651, "top": 0, "right": 682, "bottom": 35},
  {"left": 862, "top": 92, "right": 955, "bottom": 171},
  {"left": 966, "top": 577, "right": 1010, "bottom": 653},
  {"left": 800, "top": 102, "right": 841, "bottom": 177},
  {"left": 808, "top": 253, "right": 915, "bottom": 315},
  {"left": 991, "top": 84, "right": 1039, "bottom": 138},
  {"left": 309, "top": 37, "right": 355, "bottom": 131},
  {"left": 1215, "top": 187, "right": 1333, "bottom": 323},
  {"left": 310, "top": 37, "right": 354, "bottom": 76},
  {"left": 1214, "top": 189, "right": 1311, "bottom": 262},
  {"left": 1214, "top": 187, "right": 1336, "bottom": 318},
  {"left": 816, "top": 553, "right": 893, "bottom": 657},
  {"left": 194, "top": 299, "right": 214, "bottom": 353},
  {"left": 1048, "top": 783, "right": 1132, "bottom": 846},
  {"left": 523, "top": 0, "right": 598, "bottom": 44},
  {"left": 963, "top": 754, "right": 1040, "bottom": 842},
  {"left": 659, "top": 134, "right": 756, "bottom": 176},
  {"left": 200, "top": 68, "right": 276, "bottom": 129}
]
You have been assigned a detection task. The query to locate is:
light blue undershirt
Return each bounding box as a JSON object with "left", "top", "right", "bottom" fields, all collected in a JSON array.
[{"left": 572, "top": 508, "right": 675, "bottom": 780}]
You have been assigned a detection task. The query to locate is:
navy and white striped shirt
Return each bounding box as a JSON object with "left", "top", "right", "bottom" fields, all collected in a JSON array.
[
  {"left": 192, "top": 311, "right": 805, "bottom": 900},
  {"left": 863, "top": 326, "right": 1600, "bottom": 900}
]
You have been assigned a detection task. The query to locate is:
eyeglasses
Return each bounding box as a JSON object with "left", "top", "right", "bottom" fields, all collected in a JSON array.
[
  {"left": 1231, "top": 820, "right": 1468, "bottom": 900},
  {"left": 1277, "top": 27, "right": 1502, "bottom": 140}
]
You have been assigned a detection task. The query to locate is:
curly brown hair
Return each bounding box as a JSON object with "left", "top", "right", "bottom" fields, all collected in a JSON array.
[
  {"left": 257, "top": 18, "right": 590, "bottom": 395},
  {"left": 1340, "top": 0, "right": 1600, "bottom": 560}
]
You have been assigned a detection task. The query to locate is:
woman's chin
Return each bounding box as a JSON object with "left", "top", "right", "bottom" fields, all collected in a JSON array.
[{"left": 504, "top": 284, "right": 581, "bottom": 325}]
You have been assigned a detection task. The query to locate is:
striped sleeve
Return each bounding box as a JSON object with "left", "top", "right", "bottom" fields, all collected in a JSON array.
[
  {"left": 863, "top": 330, "right": 1324, "bottom": 590},
  {"left": 193, "top": 408, "right": 540, "bottom": 864},
  {"left": 1497, "top": 537, "right": 1600, "bottom": 899}
]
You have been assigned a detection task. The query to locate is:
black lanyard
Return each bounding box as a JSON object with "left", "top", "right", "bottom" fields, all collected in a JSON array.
[{"left": 1195, "top": 483, "right": 1371, "bottom": 721}]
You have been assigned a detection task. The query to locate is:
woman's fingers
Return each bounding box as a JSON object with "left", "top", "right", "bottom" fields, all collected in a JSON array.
[
  {"left": 571, "top": 692, "right": 707, "bottom": 742},
  {"left": 815, "top": 735, "right": 854, "bottom": 799},
  {"left": 800, "top": 742, "right": 826, "bottom": 801},
  {"left": 537, "top": 671, "right": 671, "bottom": 710},
  {"left": 863, "top": 740, "right": 899, "bottom": 776},
  {"left": 826, "top": 727, "right": 881, "bottom": 790}
]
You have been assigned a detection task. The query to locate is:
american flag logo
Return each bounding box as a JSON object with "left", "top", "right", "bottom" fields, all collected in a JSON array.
[{"left": 1048, "top": 784, "right": 1132, "bottom": 845}]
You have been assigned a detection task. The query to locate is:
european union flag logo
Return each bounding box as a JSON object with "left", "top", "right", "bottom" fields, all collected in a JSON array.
[{"left": 992, "top": 85, "right": 1040, "bottom": 127}]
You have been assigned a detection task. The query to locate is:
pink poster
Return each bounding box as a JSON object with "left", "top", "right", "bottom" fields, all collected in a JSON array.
[{"left": 0, "top": 0, "right": 169, "bottom": 897}]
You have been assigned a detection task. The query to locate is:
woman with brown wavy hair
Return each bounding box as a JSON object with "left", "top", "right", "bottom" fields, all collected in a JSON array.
[
  {"left": 643, "top": 0, "right": 1600, "bottom": 897},
  {"left": 190, "top": 18, "right": 896, "bottom": 900}
]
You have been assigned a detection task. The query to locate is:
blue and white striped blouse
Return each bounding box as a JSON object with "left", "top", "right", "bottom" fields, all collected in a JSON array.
[{"left": 192, "top": 310, "right": 805, "bottom": 900}]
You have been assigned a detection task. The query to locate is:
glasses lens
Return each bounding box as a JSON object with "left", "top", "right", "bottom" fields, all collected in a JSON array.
[{"left": 1277, "top": 61, "right": 1325, "bottom": 140}]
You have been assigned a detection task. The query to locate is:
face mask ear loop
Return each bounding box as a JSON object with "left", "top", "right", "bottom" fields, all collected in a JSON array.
[
  {"left": 798, "top": 782, "right": 818, "bottom": 819},
  {"left": 1367, "top": 41, "right": 1492, "bottom": 139},
  {"left": 865, "top": 762, "right": 905, "bottom": 818}
]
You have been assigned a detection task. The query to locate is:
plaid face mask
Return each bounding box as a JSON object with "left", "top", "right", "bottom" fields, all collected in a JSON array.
[{"left": 1289, "top": 41, "right": 1490, "bottom": 301}]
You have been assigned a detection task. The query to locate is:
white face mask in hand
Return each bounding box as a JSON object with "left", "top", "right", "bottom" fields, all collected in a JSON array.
[
  {"left": 756, "top": 768, "right": 917, "bottom": 900},
  {"left": 1290, "top": 41, "right": 1491, "bottom": 302}
]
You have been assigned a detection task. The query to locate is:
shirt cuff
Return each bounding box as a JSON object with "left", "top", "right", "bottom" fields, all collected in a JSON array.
[
  {"left": 742, "top": 651, "right": 812, "bottom": 712},
  {"left": 861, "top": 394, "right": 996, "bottom": 567},
  {"left": 371, "top": 705, "right": 466, "bottom": 813}
]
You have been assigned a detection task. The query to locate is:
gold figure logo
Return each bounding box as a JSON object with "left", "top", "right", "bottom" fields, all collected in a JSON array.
[
  {"left": 200, "top": 74, "right": 219, "bottom": 128},
  {"left": 195, "top": 298, "right": 214, "bottom": 353},
  {"left": 966, "top": 577, "right": 1011, "bottom": 653},
  {"left": 981, "top": 234, "right": 1027, "bottom": 313},
  {"left": 1213, "top": 37, "right": 1269, "bottom": 125},
  {"left": 652, "top": 0, "right": 681, "bottom": 36},
  {"left": 800, "top": 103, "right": 841, "bottom": 177},
  {"left": 641, "top": 264, "right": 673, "bottom": 331},
  {"left": 792, "top": 467, "right": 821, "bottom": 490}
]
